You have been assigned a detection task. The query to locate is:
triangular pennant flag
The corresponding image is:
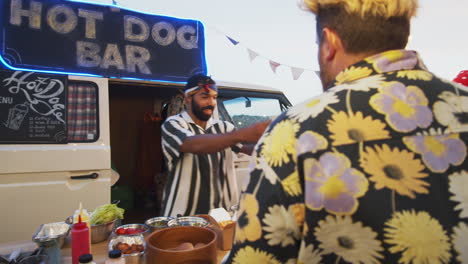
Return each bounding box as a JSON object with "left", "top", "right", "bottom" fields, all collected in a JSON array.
[
  {"left": 226, "top": 36, "right": 239, "bottom": 45},
  {"left": 269, "top": 60, "right": 281, "bottom": 73},
  {"left": 291, "top": 67, "right": 305, "bottom": 80},
  {"left": 247, "top": 49, "right": 258, "bottom": 62}
]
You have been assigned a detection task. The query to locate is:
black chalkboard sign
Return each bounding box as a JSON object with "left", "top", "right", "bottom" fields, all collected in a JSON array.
[{"left": 0, "top": 70, "right": 67, "bottom": 144}]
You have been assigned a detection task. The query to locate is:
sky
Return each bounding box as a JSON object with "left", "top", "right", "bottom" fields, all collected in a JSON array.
[{"left": 81, "top": 0, "right": 467, "bottom": 105}]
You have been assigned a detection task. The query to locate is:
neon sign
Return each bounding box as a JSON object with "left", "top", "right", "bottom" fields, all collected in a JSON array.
[{"left": 0, "top": 0, "right": 207, "bottom": 82}]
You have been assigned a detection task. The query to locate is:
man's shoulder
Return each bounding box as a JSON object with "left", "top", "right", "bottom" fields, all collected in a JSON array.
[
  {"left": 162, "top": 114, "right": 190, "bottom": 134},
  {"left": 164, "top": 113, "right": 187, "bottom": 124}
]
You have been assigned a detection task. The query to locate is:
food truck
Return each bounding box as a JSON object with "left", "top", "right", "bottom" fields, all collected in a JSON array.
[{"left": 0, "top": 0, "right": 291, "bottom": 242}]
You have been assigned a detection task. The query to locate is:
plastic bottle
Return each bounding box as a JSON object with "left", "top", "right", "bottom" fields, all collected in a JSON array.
[
  {"left": 105, "top": 250, "right": 126, "bottom": 264},
  {"left": 73, "top": 202, "right": 91, "bottom": 248},
  {"left": 73, "top": 203, "right": 90, "bottom": 225},
  {"left": 72, "top": 215, "right": 91, "bottom": 264},
  {"left": 79, "top": 254, "right": 96, "bottom": 264}
]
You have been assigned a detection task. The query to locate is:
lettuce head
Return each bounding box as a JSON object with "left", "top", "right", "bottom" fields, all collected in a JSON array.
[{"left": 90, "top": 204, "right": 124, "bottom": 225}]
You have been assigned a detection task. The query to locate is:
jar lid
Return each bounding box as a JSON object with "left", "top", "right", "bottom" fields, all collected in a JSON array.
[
  {"left": 109, "top": 249, "right": 122, "bottom": 258},
  {"left": 79, "top": 254, "right": 93, "bottom": 263}
]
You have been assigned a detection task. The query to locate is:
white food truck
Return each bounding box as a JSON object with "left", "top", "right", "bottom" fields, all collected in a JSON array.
[{"left": 0, "top": 0, "right": 291, "bottom": 242}]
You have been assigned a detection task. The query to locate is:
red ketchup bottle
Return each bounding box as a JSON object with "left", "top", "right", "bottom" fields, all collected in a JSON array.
[{"left": 72, "top": 215, "right": 91, "bottom": 264}]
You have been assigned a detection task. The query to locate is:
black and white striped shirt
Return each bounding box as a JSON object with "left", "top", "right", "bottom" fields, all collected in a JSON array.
[{"left": 161, "top": 111, "right": 241, "bottom": 217}]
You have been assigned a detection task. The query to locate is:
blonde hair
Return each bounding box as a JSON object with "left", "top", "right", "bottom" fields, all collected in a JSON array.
[{"left": 304, "top": 0, "right": 418, "bottom": 19}]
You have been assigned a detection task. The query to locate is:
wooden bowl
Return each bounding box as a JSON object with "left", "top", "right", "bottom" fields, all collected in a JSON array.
[{"left": 146, "top": 226, "right": 217, "bottom": 264}]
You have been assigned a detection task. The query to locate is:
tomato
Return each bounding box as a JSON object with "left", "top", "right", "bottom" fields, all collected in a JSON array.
[
  {"left": 115, "top": 227, "right": 144, "bottom": 235},
  {"left": 116, "top": 228, "right": 126, "bottom": 235},
  {"left": 126, "top": 228, "right": 142, "bottom": 235}
]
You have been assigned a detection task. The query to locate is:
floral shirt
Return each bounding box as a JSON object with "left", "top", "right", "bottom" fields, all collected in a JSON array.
[{"left": 224, "top": 50, "right": 468, "bottom": 264}]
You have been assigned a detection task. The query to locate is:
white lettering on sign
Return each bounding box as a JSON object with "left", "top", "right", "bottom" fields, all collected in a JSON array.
[
  {"left": 10, "top": 0, "right": 42, "bottom": 29},
  {"left": 124, "top": 15, "right": 149, "bottom": 42},
  {"left": 151, "top": 22, "right": 176, "bottom": 46},
  {"left": 102, "top": 44, "right": 125, "bottom": 70},
  {"left": 125, "top": 45, "right": 151, "bottom": 74},
  {"left": 76, "top": 41, "right": 101, "bottom": 67},
  {"left": 0, "top": 97, "right": 13, "bottom": 104},
  {"left": 7, "top": 0, "right": 202, "bottom": 76},
  {"left": 9, "top": 0, "right": 200, "bottom": 49},
  {"left": 3, "top": 71, "right": 65, "bottom": 123},
  {"left": 177, "top": 25, "right": 198, "bottom": 50},
  {"left": 78, "top": 9, "right": 103, "bottom": 39},
  {"left": 76, "top": 41, "right": 151, "bottom": 74},
  {"left": 46, "top": 4, "right": 78, "bottom": 34}
]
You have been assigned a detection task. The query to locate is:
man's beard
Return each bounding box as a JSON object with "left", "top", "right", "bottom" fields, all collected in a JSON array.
[{"left": 191, "top": 100, "right": 214, "bottom": 121}]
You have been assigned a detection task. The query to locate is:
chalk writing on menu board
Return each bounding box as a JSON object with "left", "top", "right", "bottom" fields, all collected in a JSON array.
[{"left": 0, "top": 70, "right": 67, "bottom": 143}]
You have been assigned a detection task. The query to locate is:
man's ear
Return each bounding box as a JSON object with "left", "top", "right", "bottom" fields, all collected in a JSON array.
[
  {"left": 322, "top": 28, "right": 342, "bottom": 61},
  {"left": 184, "top": 95, "right": 191, "bottom": 105}
]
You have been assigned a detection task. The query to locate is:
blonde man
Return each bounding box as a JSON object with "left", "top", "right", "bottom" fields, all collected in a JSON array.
[{"left": 225, "top": 0, "right": 468, "bottom": 263}]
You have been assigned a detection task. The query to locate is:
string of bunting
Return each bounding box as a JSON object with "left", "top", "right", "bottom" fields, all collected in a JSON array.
[
  {"left": 212, "top": 28, "right": 319, "bottom": 80},
  {"left": 105, "top": 0, "right": 318, "bottom": 80}
]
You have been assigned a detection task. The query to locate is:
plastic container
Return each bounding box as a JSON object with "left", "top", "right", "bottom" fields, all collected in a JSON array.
[
  {"left": 73, "top": 203, "right": 91, "bottom": 247},
  {"left": 105, "top": 250, "right": 126, "bottom": 264},
  {"left": 72, "top": 215, "right": 91, "bottom": 264},
  {"left": 73, "top": 204, "right": 90, "bottom": 225},
  {"left": 79, "top": 254, "right": 96, "bottom": 264}
]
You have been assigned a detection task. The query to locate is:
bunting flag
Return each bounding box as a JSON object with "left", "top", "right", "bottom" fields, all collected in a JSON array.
[
  {"left": 247, "top": 49, "right": 259, "bottom": 62},
  {"left": 291, "top": 67, "right": 304, "bottom": 80},
  {"left": 214, "top": 27, "right": 318, "bottom": 81},
  {"left": 226, "top": 36, "right": 239, "bottom": 45},
  {"left": 269, "top": 60, "right": 281, "bottom": 73}
]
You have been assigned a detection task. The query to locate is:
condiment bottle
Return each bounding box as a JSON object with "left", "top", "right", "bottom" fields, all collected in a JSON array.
[
  {"left": 73, "top": 202, "right": 91, "bottom": 249},
  {"left": 73, "top": 203, "right": 90, "bottom": 226},
  {"left": 105, "top": 250, "right": 125, "bottom": 264},
  {"left": 72, "top": 215, "right": 91, "bottom": 264},
  {"left": 79, "top": 254, "right": 96, "bottom": 264}
]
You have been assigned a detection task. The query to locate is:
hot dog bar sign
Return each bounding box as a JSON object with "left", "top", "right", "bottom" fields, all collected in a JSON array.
[{"left": 0, "top": 0, "right": 207, "bottom": 82}]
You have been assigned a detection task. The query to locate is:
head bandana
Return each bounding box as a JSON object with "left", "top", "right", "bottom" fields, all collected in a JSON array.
[{"left": 184, "top": 83, "right": 218, "bottom": 96}]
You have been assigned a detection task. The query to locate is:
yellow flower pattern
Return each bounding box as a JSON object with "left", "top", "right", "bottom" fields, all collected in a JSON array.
[
  {"left": 281, "top": 171, "right": 302, "bottom": 196},
  {"left": 225, "top": 50, "right": 468, "bottom": 264},
  {"left": 262, "top": 204, "right": 301, "bottom": 247},
  {"left": 335, "top": 66, "right": 373, "bottom": 85},
  {"left": 261, "top": 119, "right": 300, "bottom": 167},
  {"left": 384, "top": 210, "right": 451, "bottom": 264},
  {"left": 360, "top": 144, "right": 429, "bottom": 198},
  {"left": 396, "top": 70, "right": 433, "bottom": 80},
  {"left": 234, "top": 193, "right": 262, "bottom": 243},
  {"left": 315, "top": 215, "right": 383, "bottom": 263},
  {"left": 232, "top": 246, "right": 281, "bottom": 264},
  {"left": 327, "top": 111, "right": 390, "bottom": 146}
]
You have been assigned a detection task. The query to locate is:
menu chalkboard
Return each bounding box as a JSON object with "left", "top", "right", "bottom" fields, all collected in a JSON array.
[{"left": 0, "top": 70, "right": 67, "bottom": 144}]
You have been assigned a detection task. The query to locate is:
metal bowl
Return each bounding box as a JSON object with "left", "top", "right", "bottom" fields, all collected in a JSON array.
[
  {"left": 109, "top": 233, "right": 145, "bottom": 264},
  {"left": 91, "top": 218, "right": 121, "bottom": 243},
  {"left": 32, "top": 222, "right": 70, "bottom": 248},
  {"left": 65, "top": 216, "right": 121, "bottom": 243},
  {"left": 167, "top": 216, "right": 209, "bottom": 228},
  {"left": 112, "top": 223, "right": 151, "bottom": 237},
  {"left": 145, "top": 216, "right": 174, "bottom": 232}
]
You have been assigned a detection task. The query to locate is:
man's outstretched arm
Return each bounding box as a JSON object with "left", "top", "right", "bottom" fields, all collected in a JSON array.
[{"left": 180, "top": 121, "right": 270, "bottom": 154}]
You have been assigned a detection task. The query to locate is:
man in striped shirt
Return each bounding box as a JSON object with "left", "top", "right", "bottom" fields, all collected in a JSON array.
[{"left": 161, "top": 74, "right": 270, "bottom": 217}]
